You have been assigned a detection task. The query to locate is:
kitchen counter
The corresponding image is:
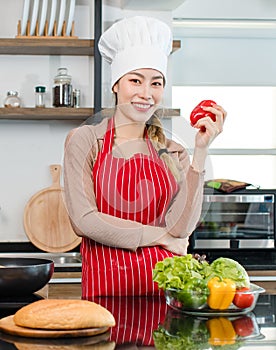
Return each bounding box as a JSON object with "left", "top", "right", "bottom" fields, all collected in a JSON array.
[{"left": 0, "top": 290, "right": 276, "bottom": 349}]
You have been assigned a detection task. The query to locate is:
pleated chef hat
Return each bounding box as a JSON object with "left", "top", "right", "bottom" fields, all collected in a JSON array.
[{"left": 98, "top": 16, "right": 173, "bottom": 89}]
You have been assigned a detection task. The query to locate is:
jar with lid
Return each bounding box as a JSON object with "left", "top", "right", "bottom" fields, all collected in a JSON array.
[
  {"left": 4, "top": 91, "right": 21, "bottom": 108},
  {"left": 35, "top": 86, "right": 46, "bottom": 108},
  {"left": 52, "top": 68, "right": 72, "bottom": 107}
]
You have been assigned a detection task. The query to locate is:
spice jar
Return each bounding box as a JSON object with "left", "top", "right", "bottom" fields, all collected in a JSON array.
[
  {"left": 52, "top": 68, "right": 72, "bottom": 107},
  {"left": 72, "top": 89, "right": 80, "bottom": 108},
  {"left": 35, "top": 86, "right": 46, "bottom": 108},
  {"left": 4, "top": 91, "right": 21, "bottom": 108}
]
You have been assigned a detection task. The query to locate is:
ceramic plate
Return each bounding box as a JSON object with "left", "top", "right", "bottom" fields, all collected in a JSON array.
[
  {"left": 56, "top": 0, "right": 66, "bottom": 36},
  {"left": 21, "top": 0, "right": 30, "bottom": 35},
  {"left": 30, "top": 0, "right": 40, "bottom": 35},
  {"left": 38, "top": 0, "right": 48, "bottom": 35},
  {"left": 65, "top": 0, "right": 75, "bottom": 36},
  {"left": 47, "top": 0, "right": 57, "bottom": 35}
]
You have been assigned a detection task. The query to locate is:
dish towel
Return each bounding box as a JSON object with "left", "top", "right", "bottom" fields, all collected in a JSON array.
[{"left": 205, "top": 179, "right": 251, "bottom": 193}]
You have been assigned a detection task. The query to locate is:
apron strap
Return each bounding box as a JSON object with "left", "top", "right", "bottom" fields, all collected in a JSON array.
[{"left": 101, "top": 117, "right": 115, "bottom": 155}]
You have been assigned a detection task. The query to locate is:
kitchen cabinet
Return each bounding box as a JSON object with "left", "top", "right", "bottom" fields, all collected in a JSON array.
[
  {"left": 48, "top": 271, "right": 82, "bottom": 299},
  {"left": 248, "top": 270, "right": 276, "bottom": 295}
]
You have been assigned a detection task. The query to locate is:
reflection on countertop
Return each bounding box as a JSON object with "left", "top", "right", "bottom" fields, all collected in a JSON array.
[{"left": 0, "top": 294, "right": 276, "bottom": 348}]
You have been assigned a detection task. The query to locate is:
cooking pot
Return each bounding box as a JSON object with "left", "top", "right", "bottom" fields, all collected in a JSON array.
[{"left": 0, "top": 258, "right": 54, "bottom": 297}]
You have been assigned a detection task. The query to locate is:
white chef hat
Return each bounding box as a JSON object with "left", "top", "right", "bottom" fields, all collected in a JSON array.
[{"left": 98, "top": 16, "right": 173, "bottom": 89}]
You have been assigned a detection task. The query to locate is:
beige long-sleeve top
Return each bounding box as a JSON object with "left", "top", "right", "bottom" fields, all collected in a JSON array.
[{"left": 63, "top": 117, "right": 205, "bottom": 252}]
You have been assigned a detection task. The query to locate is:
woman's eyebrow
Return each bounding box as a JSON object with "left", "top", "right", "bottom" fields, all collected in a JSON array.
[{"left": 128, "top": 72, "right": 163, "bottom": 80}]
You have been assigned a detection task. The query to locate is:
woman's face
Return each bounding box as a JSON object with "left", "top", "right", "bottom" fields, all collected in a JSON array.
[{"left": 113, "top": 68, "right": 165, "bottom": 123}]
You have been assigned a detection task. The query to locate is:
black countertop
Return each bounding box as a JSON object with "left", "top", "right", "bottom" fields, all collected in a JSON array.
[{"left": 0, "top": 292, "right": 276, "bottom": 349}]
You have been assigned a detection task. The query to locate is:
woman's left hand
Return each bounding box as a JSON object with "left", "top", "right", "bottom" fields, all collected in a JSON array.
[{"left": 193, "top": 103, "right": 227, "bottom": 149}]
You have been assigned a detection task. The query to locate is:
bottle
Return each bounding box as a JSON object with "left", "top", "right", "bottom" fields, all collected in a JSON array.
[
  {"left": 4, "top": 91, "right": 21, "bottom": 108},
  {"left": 52, "top": 68, "right": 72, "bottom": 107},
  {"left": 35, "top": 86, "right": 46, "bottom": 108},
  {"left": 72, "top": 89, "right": 80, "bottom": 108}
]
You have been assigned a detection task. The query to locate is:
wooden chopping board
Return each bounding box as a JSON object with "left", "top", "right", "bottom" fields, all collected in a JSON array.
[
  {"left": 23, "top": 164, "right": 81, "bottom": 252},
  {"left": 0, "top": 315, "right": 109, "bottom": 338}
]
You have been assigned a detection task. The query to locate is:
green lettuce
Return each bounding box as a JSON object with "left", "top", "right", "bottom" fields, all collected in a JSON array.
[
  {"left": 209, "top": 257, "right": 250, "bottom": 289},
  {"left": 152, "top": 254, "right": 211, "bottom": 290},
  {"left": 153, "top": 255, "right": 250, "bottom": 291}
]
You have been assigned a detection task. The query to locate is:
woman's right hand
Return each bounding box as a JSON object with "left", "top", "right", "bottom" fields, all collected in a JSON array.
[
  {"left": 194, "top": 103, "right": 226, "bottom": 150},
  {"left": 156, "top": 232, "right": 189, "bottom": 255}
]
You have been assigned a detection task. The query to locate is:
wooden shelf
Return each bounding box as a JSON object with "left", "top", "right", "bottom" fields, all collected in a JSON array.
[
  {"left": 0, "top": 108, "right": 94, "bottom": 120},
  {"left": 0, "top": 38, "right": 95, "bottom": 55},
  {"left": 172, "top": 40, "right": 181, "bottom": 52},
  {"left": 0, "top": 107, "right": 180, "bottom": 120},
  {"left": 0, "top": 38, "right": 180, "bottom": 56}
]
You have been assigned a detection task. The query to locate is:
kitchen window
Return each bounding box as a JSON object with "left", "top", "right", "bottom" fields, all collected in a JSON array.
[{"left": 172, "top": 86, "right": 276, "bottom": 188}]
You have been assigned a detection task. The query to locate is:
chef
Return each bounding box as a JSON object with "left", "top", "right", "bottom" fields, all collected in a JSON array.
[{"left": 64, "top": 16, "right": 226, "bottom": 298}]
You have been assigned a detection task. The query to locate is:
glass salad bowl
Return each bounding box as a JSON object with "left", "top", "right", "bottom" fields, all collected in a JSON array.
[{"left": 164, "top": 283, "right": 265, "bottom": 316}]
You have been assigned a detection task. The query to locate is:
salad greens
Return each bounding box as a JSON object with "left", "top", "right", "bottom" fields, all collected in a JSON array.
[
  {"left": 153, "top": 255, "right": 250, "bottom": 291},
  {"left": 209, "top": 257, "right": 250, "bottom": 289},
  {"left": 152, "top": 254, "right": 211, "bottom": 290}
]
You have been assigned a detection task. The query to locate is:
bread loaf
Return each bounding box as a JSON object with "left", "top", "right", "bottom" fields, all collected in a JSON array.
[{"left": 14, "top": 299, "right": 115, "bottom": 330}]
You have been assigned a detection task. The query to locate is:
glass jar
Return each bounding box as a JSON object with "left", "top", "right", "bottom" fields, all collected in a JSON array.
[
  {"left": 72, "top": 88, "right": 80, "bottom": 108},
  {"left": 52, "top": 68, "right": 72, "bottom": 107},
  {"left": 35, "top": 86, "right": 46, "bottom": 108},
  {"left": 4, "top": 91, "right": 21, "bottom": 108}
]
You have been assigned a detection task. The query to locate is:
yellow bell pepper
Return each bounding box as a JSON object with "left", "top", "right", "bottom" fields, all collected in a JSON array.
[
  {"left": 207, "top": 277, "right": 236, "bottom": 310},
  {"left": 207, "top": 317, "right": 236, "bottom": 346}
]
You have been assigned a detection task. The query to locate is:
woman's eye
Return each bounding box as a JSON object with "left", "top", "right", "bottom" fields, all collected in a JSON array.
[
  {"left": 130, "top": 79, "right": 140, "bottom": 84},
  {"left": 153, "top": 81, "right": 163, "bottom": 87}
]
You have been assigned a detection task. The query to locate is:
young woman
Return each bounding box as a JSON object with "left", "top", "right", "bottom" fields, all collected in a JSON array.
[{"left": 64, "top": 16, "right": 226, "bottom": 299}]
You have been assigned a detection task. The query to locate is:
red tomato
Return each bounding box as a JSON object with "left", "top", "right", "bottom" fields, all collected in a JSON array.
[
  {"left": 232, "top": 315, "right": 255, "bottom": 337},
  {"left": 190, "top": 99, "right": 217, "bottom": 126},
  {"left": 233, "top": 287, "right": 254, "bottom": 309}
]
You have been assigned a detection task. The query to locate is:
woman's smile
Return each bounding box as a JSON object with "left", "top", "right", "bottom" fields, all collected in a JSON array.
[{"left": 132, "top": 102, "right": 154, "bottom": 112}]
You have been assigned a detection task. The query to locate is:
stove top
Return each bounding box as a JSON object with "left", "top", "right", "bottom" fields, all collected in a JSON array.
[{"left": 0, "top": 294, "right": 44, "bottom": 318}]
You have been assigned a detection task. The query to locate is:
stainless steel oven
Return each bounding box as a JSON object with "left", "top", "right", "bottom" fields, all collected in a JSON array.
[{"left": 191, "top": 189, "right": 276, "bottom": 250}]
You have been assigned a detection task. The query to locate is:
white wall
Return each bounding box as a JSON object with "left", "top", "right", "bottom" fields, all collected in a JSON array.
[
  {"left": 172, "top": 0, "right": 276, "bottom": 86},
  {"left": 173, "top": 0, "right": 276, "bottom": 19},
  {"left": 172, "top": 35, "right": 276, "bottom": 86}
]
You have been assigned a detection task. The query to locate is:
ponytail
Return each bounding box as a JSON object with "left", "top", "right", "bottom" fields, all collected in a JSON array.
[{"left": 146, "top": 114, "right": 181, "bottom": 182}]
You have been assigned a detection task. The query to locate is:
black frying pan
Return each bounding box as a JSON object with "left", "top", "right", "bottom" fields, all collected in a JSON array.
[{"left": 0, "top": 258, "right": 54, "bottom": 297}]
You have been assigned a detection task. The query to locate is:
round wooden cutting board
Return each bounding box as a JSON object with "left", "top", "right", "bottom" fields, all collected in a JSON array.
[
  {"left": 23, "top": 164, "right": 81, "bottom": 252},
  {"left": 0, "top": 315, "right": 109, "bottom": 338}
]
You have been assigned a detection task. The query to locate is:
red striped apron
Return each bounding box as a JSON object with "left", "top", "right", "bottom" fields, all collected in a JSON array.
[{"left": 81, "top": 117, "right": 179, "bottom": 298}]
